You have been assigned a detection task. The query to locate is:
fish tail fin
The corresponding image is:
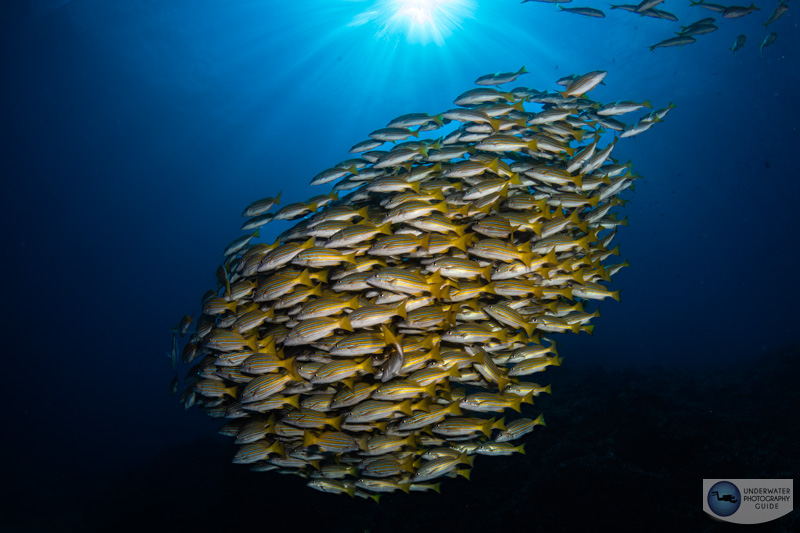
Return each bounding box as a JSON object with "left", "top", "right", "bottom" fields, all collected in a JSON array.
[
  {"left": 302, "top": 430, "right": 317, "bottom": 448},
  {"left": 285, "top": 393, "right": 300, "bottom": 409},
  {"left": 423, "top": 382, "right": 437, "bottom": 398},
  {"left": 360, "top": 357, "right": 374, "bottom": 374},
  {"left": 399, "top": 399, "right": 413, "bottom": 416},
  {"left": 453, "top": 233, "right": 471, "bottom": 253},
  {"left": 339, "top": 316, "right": 354, "bottom": 332},
  {"left": 381, "top": 324, "right": 399, "bottom": 346},
  {"left": 522, "top": 391, "right": 535, "bottom": 405},
  {"left": 421, "top": 232, "right": 431, "bottom": 252},
  {"left": 298, "top": 269, "right": 313, "bottom": 287}
]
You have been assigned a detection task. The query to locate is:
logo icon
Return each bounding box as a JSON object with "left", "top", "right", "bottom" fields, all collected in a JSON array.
[
  {"left": 707, "top": 481, "right": 741, "bottom": 517},
  {"left": 703, "top": 479, "right": 793, "bottom": 524}
]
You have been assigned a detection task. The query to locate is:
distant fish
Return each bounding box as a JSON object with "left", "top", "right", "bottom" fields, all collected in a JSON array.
[
  {"left": 635, "top": 0, "right": 665, "bottom": 13},
  {"left": 558, "top": 5, "right": 606, "bottom": 17},
  {"left": 386, "top": 113, "right": 443, "bottom": 129},
  {"left": 722, "top": 3, "right": 760, "bottom": 18},
  {"left": 730, "top": 34, "right": 747, "bottom": 53},
  {"left": 760, "top": 32, "right": 777, "bottom": 55},
  {"left": 649, "top": 35, "right": 697, "bottom": 52},
  {"left": 368, "top": 127, "right": 419, "bottom": 142},
  {"left": 689, "top": 0, "right": 727, "bottom": 12},
  {"left": 242, "top": 192, "right": 282, "bottom": 218},
  {"left": 597, "top": 100, "right": 652, "bottom": 116},
  {"left": 558, "top": 70, "right": 607, "bottom": 97},
  {"left": 609, "top": 4, "right": 639, "bottom": 12},
  {"left": 475, "top": 66, "right": 529, "bottom": 86},
  {"left": 177, "top": 314, "right": 193, "bottom": 336},
  {"left": 167, "top": 329, "right": 178, "bottom": 370},
  {"left": 763, "top": 2, "right": 788, "bottom": 29},
  {"left": 639, "top": 8, "right": 678, "bottom": 20},
  {"left": 223, "top": 229, "right": 260, "bottom": 258},
  {"left": 678, "top": 23, "right": 718, "bottom": 36}
]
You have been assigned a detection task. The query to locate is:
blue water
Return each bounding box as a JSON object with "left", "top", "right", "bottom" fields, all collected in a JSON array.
[{"left": 3, "top": 1, "right": 798, "bottom": 531}]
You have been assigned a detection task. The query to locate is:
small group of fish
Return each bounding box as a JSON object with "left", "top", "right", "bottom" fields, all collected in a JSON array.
[
  {"left": 169, "top": 67, "right": 667, "bottom": 500},
  {"left": 521, "top": 0, "right": 788, "bottom": 55}
]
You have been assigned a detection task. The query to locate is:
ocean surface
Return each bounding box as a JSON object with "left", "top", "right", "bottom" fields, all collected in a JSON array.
[{"left": 2, "top": 1, "right": 799, "bottom": 531}]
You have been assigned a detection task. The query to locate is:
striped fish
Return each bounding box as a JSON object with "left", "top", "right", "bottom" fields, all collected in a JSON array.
[
  {"left": 372, "top": 380, "right": 437, "bottom": 401},
  {"left": 292, "top": 247, "right": 357, "bottom": 268},
  {"left": 411, "top": 453, "right": 472, "bottom": 482},
  {"left": 303, "top": 431, "right": 364, "bottom": 453},
  {"left": 508, "top": 355, "right": 563, "bottom": 377},
  {"left": 307, "top": 478, "right": 356, "bottom": 497},
  {"left": 240, "top": 394, "right": 300, "bottom": 413},
  {"left": 399, "top": 306, "right": 449, "bottom": 329},
  {"left": 330, "top": 332, "right": 386, "bottom": 356},
  {"left": 396, "top": 402, "right": 462, "bottom": 431},
  {"left": 239, "top": 372, "right": 298, "bottom": 403},
  {"left": 282, "top": 409, "right": 342, "bottom": 431},
  {"left": 310, "top": 358, "right": 374, "bottom": 385},
  {"left": 468, "top": 238, "right": 533, "bottom": 266},
  {"left": 359, "top": 455, "right": 415, "bottom": 478},
  {"left": 242, "top": 192, "right": 282, "bottom": 218},
  {"left": 283, "top": 316, "right": 354, "bottom": 346},
  {"left": 484, "top": 304, "right": 537, "bottom": 337},
  {"left": 383, "top": 200, "right": 449, "bottom": 224},
  {"left": 475, "top": 441, "right": 526, "bottom": 456},
  {"left": 367, "top": 268, "right": 445, "bottom": 298},
  {"left": 362, "top": 435, "right": 418, "bottom": 456},
  {"left": 259, "top": 237, "right": 316, "bottom": 272},
  {"left": 355, "top": 477, "right": 412, "bottom": 493},
  {"left": 296, "top": 296, "right": 360, "bottom": 321},
  {"left": 329, "top": 382, "right": 380, "bottom": 410},
  {"left": 441, "top": 323, "right": 506, "bottom": 344},
  {"left": 368, "top": 234, "right": 420, "bottom": 256},
  {"left": 432, "top": 417, "right": 505, "bottom": 438},
  {"left": 253, "top": 270, "right": 314, "bottom": 302},
  {"left": 459, "top": 392, "right": 533, "bottom": 413},
  {"left": 495, "top": 414, "right": 546, "bottom": 442},
  {"left": 232, "top": 440, "right": 283, "bottom": 464},
  {"left": 344, "top": 399, "right": 413, "bottom": 423}
]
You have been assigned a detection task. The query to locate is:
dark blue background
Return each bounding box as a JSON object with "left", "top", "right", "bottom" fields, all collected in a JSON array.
[{"left": 2, "top": 1, "right": 798, "bottom": 531}]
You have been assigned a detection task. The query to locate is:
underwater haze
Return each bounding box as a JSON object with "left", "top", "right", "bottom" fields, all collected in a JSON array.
[{"left": 2, "top": 0, "right": 799, "bottom": 531}]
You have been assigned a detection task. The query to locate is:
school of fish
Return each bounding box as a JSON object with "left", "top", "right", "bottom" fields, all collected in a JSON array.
[
  {"left": 168, "top": 68, "right": 670, "bottom": 500},
  {"left": 522, "top": 0, "right": 788, "bottom": 55}
]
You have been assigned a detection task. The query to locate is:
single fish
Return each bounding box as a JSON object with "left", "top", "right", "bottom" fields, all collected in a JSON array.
[{"left": 649, "top": 35, "right": 697, "bottom": 52}]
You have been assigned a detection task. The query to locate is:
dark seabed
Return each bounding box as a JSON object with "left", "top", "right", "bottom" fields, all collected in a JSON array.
[{"left": 2, "top": 0, "right": 799, "bottom": 531}]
